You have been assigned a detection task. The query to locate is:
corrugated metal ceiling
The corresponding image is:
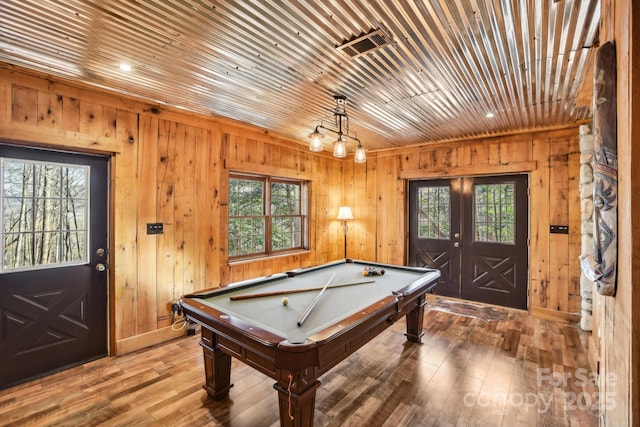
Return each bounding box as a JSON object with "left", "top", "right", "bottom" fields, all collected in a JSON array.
[{"left": 0, "top": 0, "right": 600, "bottom": 152}]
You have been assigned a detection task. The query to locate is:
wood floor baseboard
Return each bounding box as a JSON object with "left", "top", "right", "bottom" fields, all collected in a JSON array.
[
  {"left": 530, "top": 306, "right": 580, "bottom": 323},
  {"left": 114, "top": 323, "right": 188, "bottom": 355}
]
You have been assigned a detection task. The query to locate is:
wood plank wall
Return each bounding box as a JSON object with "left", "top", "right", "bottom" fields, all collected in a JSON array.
[
  {"left": 0, "top": 66, "right": 582, "bottom": 357},
  {"left": 221, "top": 128, "right": 344, "bottom": 283},
  {"left": 343, "top": 130, "right": 582, "bottom": 321},
  {"left": 0, "top": 67, "right": 344, "bottom": 355},
  {"left": 597, "top": 1, "right": 639, "bottom": 426}
]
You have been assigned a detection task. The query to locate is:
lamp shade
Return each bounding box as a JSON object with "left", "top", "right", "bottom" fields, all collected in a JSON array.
[
  {"left": 337, "top": 206, "right": 354, "bottom": 220},
  {"left": 333, "top": 135, "right": 347, "bottom": 158},
  {"left": 308, "top": 129, "right": 325, "bottom": 152},
  {"left": 354, "top": 143, "right": 366, "bottom": 163}
]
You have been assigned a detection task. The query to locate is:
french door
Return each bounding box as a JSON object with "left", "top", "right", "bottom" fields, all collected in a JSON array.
[
  {"left": 408, "top": 175, "right": 529, "bottom": 310},
  {"left": 0, "top": 144, "right": 109, "bottom": 389}
]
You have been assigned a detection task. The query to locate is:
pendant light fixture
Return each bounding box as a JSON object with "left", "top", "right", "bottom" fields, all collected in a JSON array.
[
  {"left": 333, "top": 135, "right": 347, "bottom": 158},
  {"left": 354, "top": 142, "right": 366, "bottom": 163},
  {"left": 308, "top": 95, "right": 366, "bottom": 163}
]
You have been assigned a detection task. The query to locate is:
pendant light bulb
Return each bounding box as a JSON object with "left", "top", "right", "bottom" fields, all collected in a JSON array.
[
  {"left": 354, "top": 142, "right": 366, "bottom": 163},
  {"left": 333, "top": 135, "right": 347, "bottom": 158},
  {"left": 308, "top": 128, "right": 325, "bottom": 152}
]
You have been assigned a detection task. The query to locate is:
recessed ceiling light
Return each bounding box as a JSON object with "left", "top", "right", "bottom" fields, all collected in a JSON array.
[
  {"left": 119, "top": 63, "right": 132, "bottom": 72},
  {"left": 485, "top": 112, "right": 495, "bottom": 118}
]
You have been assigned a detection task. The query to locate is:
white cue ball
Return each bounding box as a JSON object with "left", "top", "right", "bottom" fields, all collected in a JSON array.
[{"left": 282, "top": 297, "right": 289, "bottom": 306}]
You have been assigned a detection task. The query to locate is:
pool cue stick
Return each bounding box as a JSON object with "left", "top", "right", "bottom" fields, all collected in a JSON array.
[
  {"left": 297, "top": 272, "right": 336, "bottom": 327},
  {"left": 229, "top": 280, "right": 375, "bottom": 301}
]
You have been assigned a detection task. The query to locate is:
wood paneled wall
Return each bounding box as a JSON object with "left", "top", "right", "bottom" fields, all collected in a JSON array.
[
  {"left": 342, "top": 130, "right": 582, "bottom": 320},
  {"left": 221, "top": 129, "right": 345, "bottom": 283},
  {"left": 0, "top": 68, "right": 345, "bottom": 355},
  {"left": 0, "top": 66, "right": 583, "bottom": 357},
  {"left": 596, "top": 1, "right": 640, "bottom": 426}
]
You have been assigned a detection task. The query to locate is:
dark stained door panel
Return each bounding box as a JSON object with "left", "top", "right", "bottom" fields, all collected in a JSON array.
[
  {"left": 409, "top": 175, "right": 529, "bottom": 310},
  {"left": 0, "top": 144, "right": 109, "bottom": 389}
]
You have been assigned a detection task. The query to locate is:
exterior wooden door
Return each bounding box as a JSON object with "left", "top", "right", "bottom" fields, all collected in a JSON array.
[
  {"left": 408, "top": 178, "right": 462, "bottom": 299},
  {"left": 409, "top": 175, "right": 529, "bottom": 310},
  {"left": 0, "top": 144, "right": 109, "bottom": 389}
]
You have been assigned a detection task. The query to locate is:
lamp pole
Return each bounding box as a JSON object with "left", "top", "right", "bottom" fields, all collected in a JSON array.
[
  {"left": 342, "top": 220, "right": 348, "bottom": 258},
  {"left": 337, "top": 206, "right": 354, "bottom": 259}
]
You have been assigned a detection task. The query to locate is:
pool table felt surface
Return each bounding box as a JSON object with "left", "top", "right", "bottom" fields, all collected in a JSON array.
[{"left": 190, "top": 261, "right": 439, "bottom": 344}]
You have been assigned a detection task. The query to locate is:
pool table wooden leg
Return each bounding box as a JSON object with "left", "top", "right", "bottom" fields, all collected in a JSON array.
[
  {"left": 200, "top": 328, "right": 233, "bottom": 400},
  {"left": 273, "top": 370, "right": 320, "bottom": 427},
  {"left": 404, "top": 293, "right": 427, "bottom": 342}
]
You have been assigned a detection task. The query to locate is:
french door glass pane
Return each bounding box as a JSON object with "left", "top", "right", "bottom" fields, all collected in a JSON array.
[
  {"left": 474, "top": 183, "right": 515, "bottom": 243},
  {"left": 1, "top": 159, "right": 90, "bottom": 272},
  {"left": 417, "top": 186, "right": 450, "bottom": 239}
]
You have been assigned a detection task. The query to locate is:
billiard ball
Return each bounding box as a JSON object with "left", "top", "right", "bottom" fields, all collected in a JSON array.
[{"left": 282, "top": 297, "right": 289, "bottom": 306}]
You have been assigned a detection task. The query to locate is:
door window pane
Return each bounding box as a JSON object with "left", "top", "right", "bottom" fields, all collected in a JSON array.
[
  {"left": 417, "top": 186, "right": 450, "bottom": 239},
  {"left": 474, "top": 183, "right": 515, "bottom": 243},
  {"left": 1, "top": 159, "right": 90, "bottom": 272}
]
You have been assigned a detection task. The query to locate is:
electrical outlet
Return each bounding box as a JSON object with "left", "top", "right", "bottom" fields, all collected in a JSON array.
[
  {"left": 550, "top": 225, "right": 569, "bottom": 234},
  {"left": 147, "top": 223, "right": 163, "bottom": 234},
  {"left": 171, "top": 301, "right": 182, "bottom": 315}
]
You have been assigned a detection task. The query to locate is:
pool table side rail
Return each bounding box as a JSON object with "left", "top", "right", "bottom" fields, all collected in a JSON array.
[
  {"left": 392, "top": 270, "right": 441, "bottom": 299},
  {"left": 285, "top": 259, "right": 437, "bottom": 277},
  {"left": 181, "top": 296, "right": 286, "bottom": 347},
  {"left": 183, "top": 272, "right": 290, "bottom": 299},
  {"left": 346, "top": 259, "right": 436, "bottom": 274}
]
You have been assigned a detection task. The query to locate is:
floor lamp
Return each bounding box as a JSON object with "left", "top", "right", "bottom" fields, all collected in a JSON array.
[{"left": 337, "top": 206, "right": 353, "bottom": 258}]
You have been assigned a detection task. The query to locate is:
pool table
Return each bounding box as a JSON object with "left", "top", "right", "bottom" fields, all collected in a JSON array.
[{"left": 181, "top": 259, "right": 440, "bottom": 427}]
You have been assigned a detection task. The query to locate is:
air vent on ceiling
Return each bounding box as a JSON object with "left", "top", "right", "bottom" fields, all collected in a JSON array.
[{"left": 337, "top": 28, "right": 392, "bottom": 58}]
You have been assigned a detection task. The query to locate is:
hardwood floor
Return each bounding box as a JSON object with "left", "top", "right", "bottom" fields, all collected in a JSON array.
[{"left": 0, "top": 297, "right": 599, "bottom": 426}]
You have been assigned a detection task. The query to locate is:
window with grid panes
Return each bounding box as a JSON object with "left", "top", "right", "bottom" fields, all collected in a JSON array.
[
  {"left": 473, "top": 183, "right": 515, "bottom": 244},
  {"left": 417, "top": 186, "right": 450, "bottom": 239},
  {"left": 228, "top": 174, "right": 307, "bottom": 258},
  {"left": 1, "top": 158, "right": 89, "bottom": 273}
]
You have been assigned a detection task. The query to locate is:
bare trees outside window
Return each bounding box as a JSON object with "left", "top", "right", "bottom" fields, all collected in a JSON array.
[{"left": 2, "top": 159, "right": 89, "bottom": 272}]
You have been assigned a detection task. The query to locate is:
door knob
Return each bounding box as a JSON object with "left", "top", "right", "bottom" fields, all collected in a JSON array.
[
  {"left": 453, "top": 242, "right": 460, "bottom": 248},
  {"left": 96, "top": 263, "right": 107, "bottom": 272},
  {"left": 454, "top": 233, "right": 460, "bottom": 238}
]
